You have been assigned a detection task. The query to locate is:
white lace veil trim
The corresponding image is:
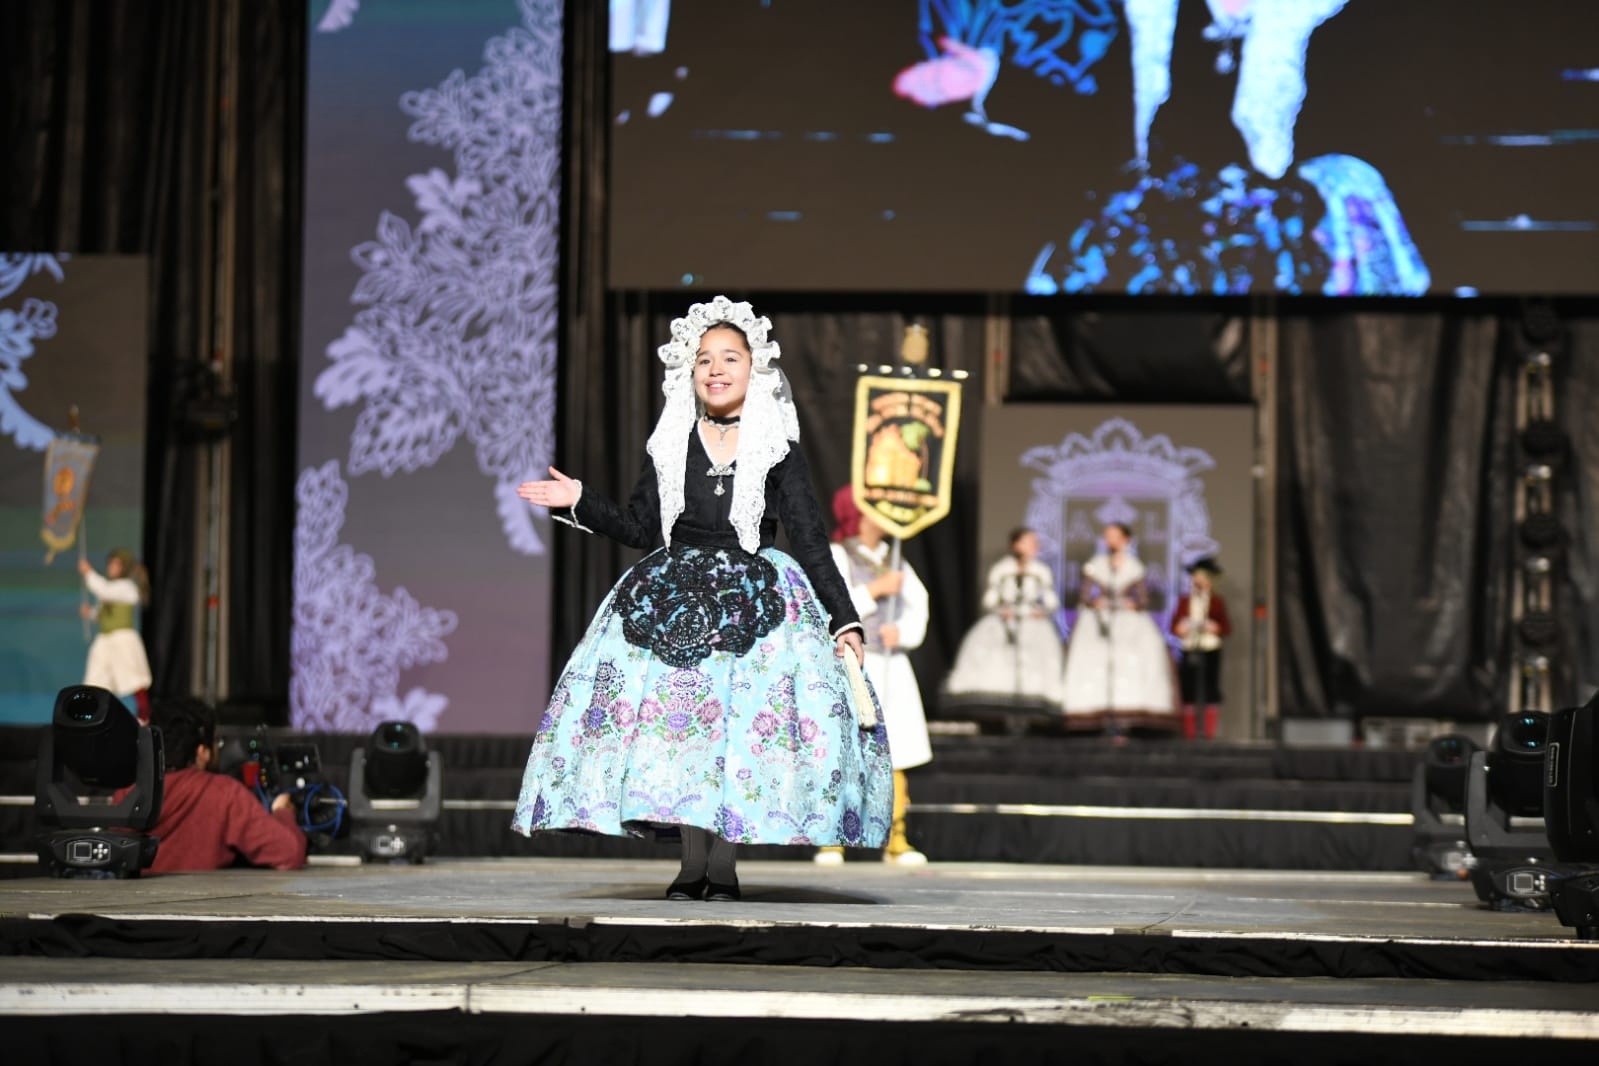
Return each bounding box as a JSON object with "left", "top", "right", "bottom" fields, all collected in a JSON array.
[
  {"left": 1083, "top": 552, "right": 1146, "bottom": 591},
  {"left": 645, "top": 296, "right": 799, "bottom": 553}
]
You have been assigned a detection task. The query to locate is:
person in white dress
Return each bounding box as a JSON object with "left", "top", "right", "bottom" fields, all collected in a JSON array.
[
  {"left": 816, "top": 487, "right": 931, "bottom": 865},
  {"left": 942, "top": 527, "right": 1065, "bottom": 710},
  {"left": 79, "top": 548, "right": 152, "bottom": 718},
  {"left": 1060, "top": 524, "right": 1177, "bottom": 731}
]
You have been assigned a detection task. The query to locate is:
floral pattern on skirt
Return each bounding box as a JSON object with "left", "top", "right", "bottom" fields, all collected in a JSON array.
[{"left": 513, "top": 546, "right": 894, "bottom": 846}]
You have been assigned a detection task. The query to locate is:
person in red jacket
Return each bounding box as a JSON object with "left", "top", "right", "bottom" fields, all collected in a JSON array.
[
  {"left": 1171, "top": 557, "right": 1232, "bottom": 740},
  {"left": 142, "top": 698, "right": 307, "bottom": 872}
]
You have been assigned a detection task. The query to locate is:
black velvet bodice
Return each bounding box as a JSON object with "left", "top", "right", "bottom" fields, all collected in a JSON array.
[{"left": 568, "top": 428, "right": 860, "bottom": 634}]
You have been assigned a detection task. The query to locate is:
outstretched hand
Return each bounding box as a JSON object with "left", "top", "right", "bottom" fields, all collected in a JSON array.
[{"left": 516, "top": 467, "right": 579, "bottom": 510}]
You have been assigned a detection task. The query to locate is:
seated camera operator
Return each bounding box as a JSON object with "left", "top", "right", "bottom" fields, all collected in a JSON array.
[{"left": 139, "top": 698, "right": 307, "bottom": 872}]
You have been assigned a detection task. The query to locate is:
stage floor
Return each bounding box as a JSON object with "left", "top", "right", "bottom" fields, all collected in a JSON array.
[
  {"left": 2, "top": 859, "right": 1597, "bottom": 1042},
  {"left": 0, "top": 857, "right": 1581, "bottom": 939}
]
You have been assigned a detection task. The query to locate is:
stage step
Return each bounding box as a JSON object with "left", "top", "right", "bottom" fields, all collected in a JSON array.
[{"left": 2, "top": 956, "right": 1596, "bottom": 1041}]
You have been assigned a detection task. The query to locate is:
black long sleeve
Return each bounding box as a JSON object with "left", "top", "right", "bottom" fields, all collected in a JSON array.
[
  {"left": 774, "top": 443, "right": 861, "bottom": 636},
  {"left": 568, "top": 456, "right": 661, "bottom": 550},
  {"left": 563, "top": 433, "right": 861, "bottom": 636}
]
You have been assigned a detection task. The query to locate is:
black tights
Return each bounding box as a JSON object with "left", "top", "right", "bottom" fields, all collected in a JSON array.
[{"left": 678, "top": 827, "right": 737, "bottom": 884}]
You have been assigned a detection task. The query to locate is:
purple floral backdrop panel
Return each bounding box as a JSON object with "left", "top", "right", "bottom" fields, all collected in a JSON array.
[{"left": 295, "top": 0, "right": 562, "bottom": 733}]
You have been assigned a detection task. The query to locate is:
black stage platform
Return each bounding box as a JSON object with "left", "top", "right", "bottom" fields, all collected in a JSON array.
[
  {"left": 5, "top": 728, "right": 1591, "bottom": 1063},
  {"left": 2, "top": 860, "right": 1596, "bottom": 1064}
]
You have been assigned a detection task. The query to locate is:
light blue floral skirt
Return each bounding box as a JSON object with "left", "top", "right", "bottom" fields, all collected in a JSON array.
[{"left": 512, "top": 545, "right": 893, "bottom": 846}]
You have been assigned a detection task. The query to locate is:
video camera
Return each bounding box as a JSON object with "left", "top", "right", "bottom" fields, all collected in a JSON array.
[{"left": 222, "top": 730, "right": 348, "bottom": 843}]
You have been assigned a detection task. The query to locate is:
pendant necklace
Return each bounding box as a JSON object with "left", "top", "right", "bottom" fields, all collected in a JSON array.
[{"left": 702, "top": 413, "right": 739, "bottom": 497}]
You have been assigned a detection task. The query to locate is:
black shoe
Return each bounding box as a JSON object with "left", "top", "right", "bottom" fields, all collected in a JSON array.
[
  {"left": 705, "top": 879, "right": 741, "bottom": 902},
  {"left": 666, "top": 877, "right": 707, "bottom": 901}
]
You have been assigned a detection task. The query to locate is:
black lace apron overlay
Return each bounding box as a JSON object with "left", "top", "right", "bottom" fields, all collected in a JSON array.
[{"left": 616, "top": 545, "right": 787, "bottom": 668}]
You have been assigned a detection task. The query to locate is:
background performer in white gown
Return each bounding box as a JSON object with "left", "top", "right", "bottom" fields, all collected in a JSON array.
[
  {"left": 1060, "top": 523, "right": 1177, "bottom": 731},
  {"left": 79, "top": 548, "right": 152, "bottom": 720},
  {"left": 942, "top": 527, "right": 1065, "bottom": 710},
  {"left": 816, "top": 487, "right": 931, "bottom": 866}
]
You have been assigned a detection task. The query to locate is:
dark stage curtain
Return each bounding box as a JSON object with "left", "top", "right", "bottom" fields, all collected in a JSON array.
[
  {"left": 222, "top": 7, "right": 304, "bottom": 715},
  {"left": 1556, "top": 318, "right": 1599, "bottom": 705},
  {"left": 1276, "top": 306, "right": 1599, "bottom": 720},
  {"left": 1, "top": 1, "right": 304, "bottom": 710},
  {"left": 1276, "top": 311, "right": 1515, "bottom": 719}
]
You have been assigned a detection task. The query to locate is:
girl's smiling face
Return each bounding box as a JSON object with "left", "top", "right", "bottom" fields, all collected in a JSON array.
[{"left": 694, "top": 325, "right": 752, "bottom": 416}]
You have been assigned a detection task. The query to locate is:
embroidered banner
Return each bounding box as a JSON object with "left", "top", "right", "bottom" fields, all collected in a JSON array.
[
  {"left": 850, "top": 376, "right": 962, "bottom": 540},
  {"left": 41, "top": 437, "right": 99, "bottom": 563}
]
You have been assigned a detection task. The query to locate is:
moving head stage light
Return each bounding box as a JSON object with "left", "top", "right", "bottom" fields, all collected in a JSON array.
[
  {"left": 1410, "top": 733, "right": 1479, "bottom": 880},
  {"left": 349, "top": 721, "right": 442, "bottom": 863},
  {"left": 1546, "top": 693, "right": 1599, "bottom": 938},
  {"left": 34, "top": 685, "right": 164, "bottom": 878},
  {"left": 1465, "top": 711, "right": 1572, "bottom": 910}
]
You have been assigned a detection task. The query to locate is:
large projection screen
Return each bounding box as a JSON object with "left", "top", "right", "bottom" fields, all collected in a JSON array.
[
  {"left": 296, "top": 0, "right": 562, "bottom": 733},
  {"left": 979, "top": 405, "right": 1257, "bottom": 734},
  {"left": 609, "top": 1, "right": 1599, "bottom": 296},
  {"left": 0, "top": 256, "right": 148, "bottom": 724}
]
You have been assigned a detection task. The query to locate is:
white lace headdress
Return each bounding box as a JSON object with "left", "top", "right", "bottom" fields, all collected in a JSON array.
[{"left": 646, "top": 296, "right": 800, "bottom": 553}]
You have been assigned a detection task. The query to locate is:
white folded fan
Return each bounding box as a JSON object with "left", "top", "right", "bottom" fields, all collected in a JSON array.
[{"left": 840, "top": 643, "right": 878, "bottom": 729}]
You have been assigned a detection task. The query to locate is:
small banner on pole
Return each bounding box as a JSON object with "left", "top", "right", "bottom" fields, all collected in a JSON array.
[
  {"left": 41, "top": 438, "right": 99, "bottom": 564},
  {"left": 850, "top": 376, "right": 962, "bottom": 540}
]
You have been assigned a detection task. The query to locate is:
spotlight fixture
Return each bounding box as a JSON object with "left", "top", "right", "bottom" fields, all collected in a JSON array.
[
  {"left": 1517, "top": 556, "right": 1560, "bottom": 649},
  {"left": 1544, "top": 693, "right": 1599, "bottom": 939},
  {"left": 349, "top": 721, "right": 442, "bottom": 863},
  {"left": 1465, "top": 712, "right": 1562, "bottom": 909},
  {"left": 34, "top": 685, "right": 164, "bottom": 878},
  {"left": 1545, "top": 694, "right": 1599, "bottom": 862},
  {"left": 1519, "top": 466, "right": 1561, "bottom": 550},
  {"left": 1410, "top": 733, "right": 1479, "bottom": 879},
  {"left": 1518, "top": 297, "right": 1564, "bottom": 345},
  {"left": 1519, "top": 352, "right": 1567, "bottom": 461},
  {"left": 1550, "top": 871, "right": 1599, "bottom": 940},
  {"left": 1491, "top": 711, "right": 1551, "bottom": 817}
]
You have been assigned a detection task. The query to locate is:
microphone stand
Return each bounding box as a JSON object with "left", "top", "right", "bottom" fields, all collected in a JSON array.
[
  {"left": 1102, "top": 591, "right": 1119, "bottom": 738},
  {"left": 1004, "top": 566, "right": 1023, "bottom": 706}
]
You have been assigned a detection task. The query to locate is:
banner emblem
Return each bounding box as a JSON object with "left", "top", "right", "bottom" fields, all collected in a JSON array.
[
  {"left": 41, "top": 438, "right": 99, "bottom": 563},
  {"left": 851, "top": 376, "right": 962, "bottom": 540}
]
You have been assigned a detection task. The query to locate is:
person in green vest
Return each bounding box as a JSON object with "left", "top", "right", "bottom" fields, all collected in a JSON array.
[{"left": 78, "top": 547, "right": 152, "bottom": 719}]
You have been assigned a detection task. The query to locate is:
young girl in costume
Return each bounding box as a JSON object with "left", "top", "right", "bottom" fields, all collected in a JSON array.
[
  {"left": 78, "top": 547, "right": 152, "bottom": 719},
  {"left": 816, "top": 487, "right": 931, "bottom": 866},
  {"left": 1060, "top": 523, "right": 1176, "bottom": 731},
  {"left": 512, "top": 297, "right": 893, "bottom": 901},
  {"left": 942, "top": 527, "right": 1065, "bottom": 711}
]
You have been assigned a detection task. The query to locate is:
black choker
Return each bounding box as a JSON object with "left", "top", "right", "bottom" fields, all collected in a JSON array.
[{"left": 702, "top": 413, "right": 740, "bottom": 425}]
